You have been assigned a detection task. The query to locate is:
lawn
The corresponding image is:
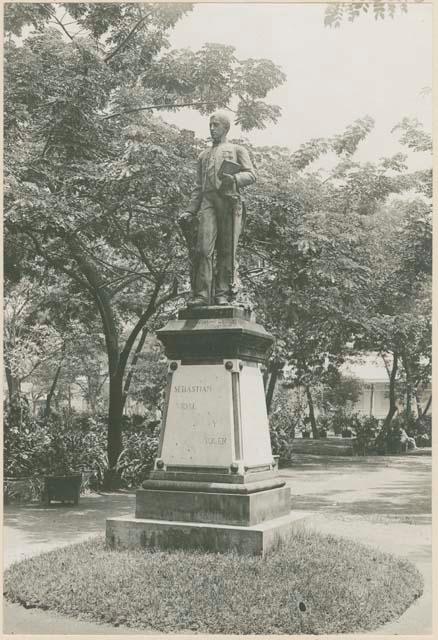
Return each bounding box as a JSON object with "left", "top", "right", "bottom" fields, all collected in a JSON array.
[{"left": 4, "top": 529, "right": 422, "bottom": 634}]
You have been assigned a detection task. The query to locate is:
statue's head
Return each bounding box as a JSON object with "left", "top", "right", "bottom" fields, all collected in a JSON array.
[{"left": 209, "top": 110, "right": 231, "bottom": 142}]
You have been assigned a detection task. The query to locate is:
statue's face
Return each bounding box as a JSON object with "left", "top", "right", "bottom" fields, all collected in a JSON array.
[{"left": 209, "top": 116, "right": 227, "bottom": 142}]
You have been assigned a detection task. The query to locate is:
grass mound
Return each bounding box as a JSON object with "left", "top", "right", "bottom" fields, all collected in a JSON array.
[{"left": 4, "top": 530, "right": 422, "bottom": 634}]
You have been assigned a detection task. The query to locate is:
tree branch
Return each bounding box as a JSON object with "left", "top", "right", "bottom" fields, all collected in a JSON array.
[
  {"left": 104, "top": 12, "right": 152, "bottom": 63},
  {"left": 21, "top": 229, "right": 94, "bottom": 295},
  {"left": 121, "top": 326, "right": 149, "bottom": 409},
  {"left": 66, "top": 236, "right": 120, "bottom": 376},
  {"left": 119, "top": 279, "right": 162, "bottom": 372},
  {"left": 20, "top": 346, "right": 65, "bottom": 382},
  {"left": 51, "top": 15, "right": 74, "bottom": 40},
  {"left": 102, "top": 100, "right": 218, "bottom": 121},
  {"left": 109, "top": 273, "right": 150, "bottom": 297}
]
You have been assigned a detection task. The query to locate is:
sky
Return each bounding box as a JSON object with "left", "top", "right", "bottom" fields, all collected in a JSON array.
[{"left": 160, "top": 3, "right": 432, "bottom": 170}]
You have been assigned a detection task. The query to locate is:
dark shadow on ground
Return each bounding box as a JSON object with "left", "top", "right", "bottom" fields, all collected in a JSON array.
[{"left": 3, "top": 492, "right": 135, "bottom": 547}]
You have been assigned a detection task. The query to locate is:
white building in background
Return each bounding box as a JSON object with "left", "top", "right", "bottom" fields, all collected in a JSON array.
[
  {"left": 340, "top": 353, "right": 431, "bottom": 419},
  {"left": 285, "top": 352, "right": 431, "bottom": 423}
]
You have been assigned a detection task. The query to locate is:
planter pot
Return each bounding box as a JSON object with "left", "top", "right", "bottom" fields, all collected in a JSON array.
[{"left": 43, "top": 474, "right": 82, "bottom": 505}]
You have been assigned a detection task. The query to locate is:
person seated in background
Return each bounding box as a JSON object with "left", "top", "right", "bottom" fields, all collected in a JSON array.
[{"left": 399, "top": 427, "right": 416, "bottom": 451}]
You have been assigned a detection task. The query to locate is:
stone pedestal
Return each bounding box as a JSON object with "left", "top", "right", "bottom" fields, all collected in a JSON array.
[{"left": 106, "top": 306, "right": 295, "bottom": 556}]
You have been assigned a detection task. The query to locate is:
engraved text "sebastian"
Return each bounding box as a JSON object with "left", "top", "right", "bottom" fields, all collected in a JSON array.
[{"left": 174, "top": 385, "right": 212, "bottom": 393}]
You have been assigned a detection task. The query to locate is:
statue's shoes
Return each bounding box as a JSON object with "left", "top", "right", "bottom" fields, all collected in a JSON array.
[
  {"left": 187, "top": 297, "right": 208, "bottom": 307},
  {"left": 214, "top": 296, "right": 229, "bottom": 306}
]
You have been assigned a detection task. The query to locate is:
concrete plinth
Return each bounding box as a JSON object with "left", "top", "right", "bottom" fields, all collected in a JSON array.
[
  {"left": 106, "top": 305, "right": 298, "bottom": 555},
  {"left": 135, "top": 485, "right": 291, "bottom": 526},
  {"left": 106, "top": 511, "right": 305, "bottom": 556}
]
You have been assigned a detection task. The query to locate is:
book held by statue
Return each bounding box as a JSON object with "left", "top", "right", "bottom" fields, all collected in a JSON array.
[{"left": 218, "top": 159, "right": 241, "bottom": 178}]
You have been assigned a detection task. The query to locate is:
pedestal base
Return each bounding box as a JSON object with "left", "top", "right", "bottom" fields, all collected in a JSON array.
[
  {"left": 136, "top": 485, "right": 290, "bottom": 526},
  {"left": 106, "top": 511, "right": 306, "bottom": 556},
  {"left": 105, "top": 306, "right": 296, "bottom": 556}
]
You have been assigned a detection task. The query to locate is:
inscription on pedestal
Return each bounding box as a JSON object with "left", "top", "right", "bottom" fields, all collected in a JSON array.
[{"left": 161, "top": 364, "right": 234, "bottom": 467}]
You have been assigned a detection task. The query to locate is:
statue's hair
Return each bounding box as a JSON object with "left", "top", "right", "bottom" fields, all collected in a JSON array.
[{"left": 210, "top": 110, "right": 231, "bottom": 132}]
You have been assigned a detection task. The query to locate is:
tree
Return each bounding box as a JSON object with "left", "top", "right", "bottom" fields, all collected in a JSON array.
[
  {"left": 357, "top": 109, "right": 432, "bottom": 428},
  {"left": 4, "top": 3, "right": 286, "bottom": 485},
  {"left": 361, "top": 196, "right": 432, "bottom": 428},
  {"left": 237, "top": 114, "right": 427, "bottom": 435}
]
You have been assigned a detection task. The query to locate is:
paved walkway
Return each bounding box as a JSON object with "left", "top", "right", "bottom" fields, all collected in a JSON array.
[{"left": 3, "top": 454, "right": 433, "bottom": 635}]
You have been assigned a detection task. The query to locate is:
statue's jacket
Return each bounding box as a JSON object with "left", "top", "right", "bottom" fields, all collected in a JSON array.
[{"left": 186, "top": 141, "right": 256, "bottom": 215}]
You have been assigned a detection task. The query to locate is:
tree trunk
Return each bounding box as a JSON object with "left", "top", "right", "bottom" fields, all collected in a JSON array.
[
  {"left": 5, "top": 364, "right": 21, "bottom": 400},
  {"left": 265, "top": 363, "right": 280, "bottom": 414},
  {"left": 87, "top": 376, "right": 97, "bottom": 414},
  {"left": 383, "top": 352, "right": 399, "bottom": 430},
  {"left": 402, "top": 354, "right": 412, "bottom": 415},
  {"left": 305, "top": 385, "right": 318, "bottom": 438},
  {"left": 105, "top": 371, "right": 124, "bottom": 489},
  {"left": 414, "top": 388, "right": 423, "bottom": 419},
  {"left": 45, "top": 362, "right": 62, "bottom": 417},
  {"left": 405, "top": 386, "right": 411, "bottom": 415},
  {"left": 121, "top": 327, "right": 148, "bottom": 410},
  {"left": 422, "top": 395, "right": 432, "bottom": 416}
]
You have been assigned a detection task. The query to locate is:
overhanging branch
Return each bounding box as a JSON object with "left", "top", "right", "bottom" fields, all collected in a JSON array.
[{"left": 102, "top": 100, "right": 218, "bottom": 121}]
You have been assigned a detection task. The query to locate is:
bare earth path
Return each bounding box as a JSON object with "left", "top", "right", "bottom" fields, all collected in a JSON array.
[{"left": 3, "top": 453, "right": 432, "bottom": 635}]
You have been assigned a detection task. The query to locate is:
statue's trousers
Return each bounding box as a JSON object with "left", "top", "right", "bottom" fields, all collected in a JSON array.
[{"left": 194, "top": 191, "right": 242, "bottom": 302}]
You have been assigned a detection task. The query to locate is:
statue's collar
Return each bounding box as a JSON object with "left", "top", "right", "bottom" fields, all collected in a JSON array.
[{"left": 212, "top": 137, "right": 227, "bottom": 147}]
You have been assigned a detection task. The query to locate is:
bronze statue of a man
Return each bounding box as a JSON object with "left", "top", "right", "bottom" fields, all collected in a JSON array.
[{"left": 182, "top": 111, "right": 256, "bottom": 307}]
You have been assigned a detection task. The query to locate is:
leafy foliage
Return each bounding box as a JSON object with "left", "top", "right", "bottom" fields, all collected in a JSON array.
[
  {"left": 3, "top": 399, "right": 108, "bottom": 479},
  {"left": 391, "top": 117, "right": 432, "bottom": 153},
  {"left": 239, "top": 110, "right": 431, "bottom": 434},
  {"left": 324, "top": 2, "right": 409, "bottom": 28},
  {"left": 351, "top": 415, "right": 380, "bottom": 455},
  {"left": 290, "top": 116, "right": 375, "bottom": 170},
  {"left": 116, "top": 427, "right": 159, "bottom": 487},
  {"left": 3, "top": 396, "right": 48, "bottom": 478}
]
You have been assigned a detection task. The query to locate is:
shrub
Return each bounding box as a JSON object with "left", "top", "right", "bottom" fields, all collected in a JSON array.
[
  {"left": 415, "top": 414, "right": 431, "bottom": 447},
  {"left": 269, "top": 404, "right": 295, "bottom": 460},
  {"left": 4, "top": 401, "right": 108, "bottom": 486},
  {"left": 351, "top": 415, "right": 379, "bottom": 455},
  {"left": 4, "top": 396, "right": 51, "bottom": 478},
  {"left": 28, "top": 412, "right": 108, "bottom": 479},
  {"left": 316, "top": 414, "right": 331, "bottom": 433},
  {"left": 330, "top": 408, "right": 352, "bottom": 435},
  {"left": 116, "top": 428, "right": 160, "bottom": 488},
  {"left": 318, "top": 375, "right": 362, "bottom": 435}
]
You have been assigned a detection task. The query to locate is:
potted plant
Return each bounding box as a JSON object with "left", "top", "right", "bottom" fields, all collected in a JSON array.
[
  {"left": 43, "top": 473, "right": 82, "bottom": 505},
  {"left": 42, "top": 431, "right": 82, "bottom": 505}
]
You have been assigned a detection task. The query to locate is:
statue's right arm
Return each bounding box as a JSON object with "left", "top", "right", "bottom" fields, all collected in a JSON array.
[{"left": 185, "top": 153, "right": 203, "bottom": 215}]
